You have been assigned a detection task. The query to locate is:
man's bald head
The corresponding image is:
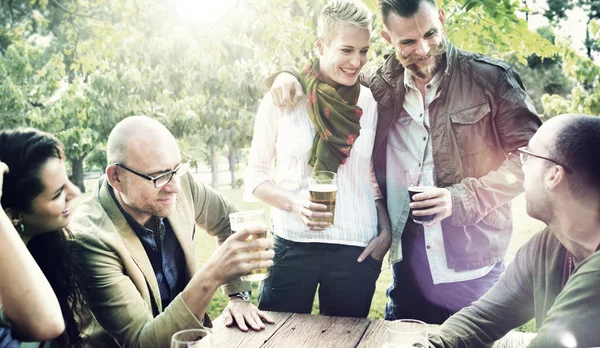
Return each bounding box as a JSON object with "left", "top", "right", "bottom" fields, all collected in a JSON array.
[{"left": 107, "top": 116, "right": 177, "bottom": 165}]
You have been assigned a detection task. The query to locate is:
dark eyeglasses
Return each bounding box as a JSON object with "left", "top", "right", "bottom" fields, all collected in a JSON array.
[
  {"left": 112, "top": 153, "right": 191, "bottom": 188},
  {"left": 516, "top": 147, "right": 571, "bottom": 173}
]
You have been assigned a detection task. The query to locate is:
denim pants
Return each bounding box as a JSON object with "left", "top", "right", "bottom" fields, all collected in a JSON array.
[
  {"left": 385, "top": 229, "right": 505, "bottom": 324},
  {"left": 0, "top": 327, "right": 20, "bottom": 348},
  {"left": 258, "top": 236, "right": 382, "bottom": 318}
]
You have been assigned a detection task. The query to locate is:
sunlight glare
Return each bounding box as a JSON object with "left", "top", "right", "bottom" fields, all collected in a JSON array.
[{"left": 174, "top": 0, "right": 239, "bottom": 24}]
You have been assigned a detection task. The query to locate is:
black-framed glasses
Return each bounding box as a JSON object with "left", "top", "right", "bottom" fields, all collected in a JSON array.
[
  {"left": 516, "top": 147, "right": 571, "bottom": 173},
  {"left": 112, "top": 153, "right": 191, "bottom": 188}
]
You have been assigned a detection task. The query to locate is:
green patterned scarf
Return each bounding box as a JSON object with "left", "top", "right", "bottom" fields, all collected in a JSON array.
[{"left": 299, "top": 58, "right": 363, "bottom": 174}]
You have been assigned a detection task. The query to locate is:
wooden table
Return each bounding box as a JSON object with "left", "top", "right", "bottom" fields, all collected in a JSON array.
[{"left": 199, "top": 311, "right": 536, "bottom": 348}]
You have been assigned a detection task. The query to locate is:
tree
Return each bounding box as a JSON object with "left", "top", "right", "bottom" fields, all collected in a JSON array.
[{"left": 1, "top": 0, "right": 570, "bottom": 195}]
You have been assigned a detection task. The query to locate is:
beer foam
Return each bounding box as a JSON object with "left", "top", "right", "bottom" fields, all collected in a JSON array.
[{"left": 309, "top": 184, "right": 337, "bottom": 192}]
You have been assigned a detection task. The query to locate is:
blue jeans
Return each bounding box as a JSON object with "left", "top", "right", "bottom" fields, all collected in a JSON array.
[
  {"left": 0, "top": 327, "right": 20, "bottom": 348},
  {"left": 258, "top": 236, "right": 381, "bottom": 318},
  {"left": 385, "top": 229, "right": 505, "bottom": 324}
]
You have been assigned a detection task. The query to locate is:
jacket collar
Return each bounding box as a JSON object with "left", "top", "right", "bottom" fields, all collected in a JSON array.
[{"left": 98, "top": 177, "right": 196, "bottom": 312}]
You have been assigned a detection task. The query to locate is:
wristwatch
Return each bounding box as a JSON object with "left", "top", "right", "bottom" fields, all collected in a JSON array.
[{"left": 228, "top": 291, "right": 251, "bottom": 301}]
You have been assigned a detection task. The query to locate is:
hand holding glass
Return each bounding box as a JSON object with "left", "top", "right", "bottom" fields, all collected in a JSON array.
[
  {"left": 228, "top": 210, "right": 270, "bottom": 282},
  {"left": 405, "top": 168, "right": 437, "bottom": 224},
  {"left": 308, "top": 171, "right": 338, "bottom": 226}
]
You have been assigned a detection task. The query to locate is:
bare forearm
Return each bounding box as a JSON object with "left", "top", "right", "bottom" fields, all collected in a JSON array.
[
  {"left": 0, "top": 210, "right": 64, "bottom": 340},
  {"left": 252, "top": 181, "right": 296, "bottom": 211},
  {"left": 375, "top": 199, "right": 391, "bottom": 233}
]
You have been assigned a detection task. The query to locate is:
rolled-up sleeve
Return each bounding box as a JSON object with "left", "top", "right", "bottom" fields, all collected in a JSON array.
[{"left": 243, "top": 92, "right": 280, "bottom": 202}]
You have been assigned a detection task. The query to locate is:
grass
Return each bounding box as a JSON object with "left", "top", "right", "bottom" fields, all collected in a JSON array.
[{"left": 75, "top": 177, "right": 545, "bottom": 331}]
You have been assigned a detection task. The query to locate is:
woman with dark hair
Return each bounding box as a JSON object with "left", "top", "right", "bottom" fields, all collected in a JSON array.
[{"left": 0, "top": 128, "right": 89, "bottom": 347}]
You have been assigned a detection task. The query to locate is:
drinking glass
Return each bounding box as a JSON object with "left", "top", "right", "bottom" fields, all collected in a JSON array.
[
  {"left": 384, "top": 319, "right": 428, "bottom": 348},
  {"left": 228, "top": 210, "right": 269, "bottom": 281},
  {"left": 308, "top": 171, "right": 338, "bottom": 226},
  {"left": 171, "top": 328, "right": 212, "bottom": 348},
  {"left": 405, "top": 168, "right": 436, "bottom": 224}
]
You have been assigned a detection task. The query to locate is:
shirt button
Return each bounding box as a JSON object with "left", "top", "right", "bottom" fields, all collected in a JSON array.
[
  {"left": 418, "top": 163, "right": 422, "bottom": 167},
  {"left": 419, "top": 113, "right": 423, "bottom": 118},
  {"left": 426, "top": 85, "right": 431, "bottom": 89},
  {"left": 426, "top": 245, "right": 431, "bottom": 250},
  {"left": 423, "top": 136, "right": 427, "bottom": 141}
]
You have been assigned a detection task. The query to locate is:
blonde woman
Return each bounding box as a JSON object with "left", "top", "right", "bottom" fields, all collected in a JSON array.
[{"left": 245, "top": 0, "right": 391, "bottom": 318}]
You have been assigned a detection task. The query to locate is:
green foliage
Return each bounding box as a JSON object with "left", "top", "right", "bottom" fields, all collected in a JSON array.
[
  {"left": 441, "top": 0, "right": 557, "bottom": 63},
  {"left": 0, "top": 0, "right": 583, "bottom": 187},
  {"left": 541, "top": 19, "right": 600, "bottom": 117}
]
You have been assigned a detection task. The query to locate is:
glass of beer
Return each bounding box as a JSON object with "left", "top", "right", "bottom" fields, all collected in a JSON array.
[
  {"left": 405, "top": 168, "right": 436, "bottom": 224},
  {"left": 171, "top": 328, "right": 212, "bottom": 348},
  {"left": 385, "top": 319, "right": 428, "bottom": 348},
  {"left": 308, "top": 171, "right": 338, "bottom": 226},
  {"left": 228, "top": 210, "right": 269, "bottom": 282}
]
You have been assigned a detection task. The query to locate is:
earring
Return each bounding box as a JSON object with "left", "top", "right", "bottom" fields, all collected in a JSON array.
[{"left": 16, "top": 221, "right": 24, "bottom": 233}]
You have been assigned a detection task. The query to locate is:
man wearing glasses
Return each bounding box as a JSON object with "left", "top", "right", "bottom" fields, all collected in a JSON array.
[
  {"left": 430, "top": 114, "right": 600, "bottom": 347},
  {"left": 71, "top": 116, "right": 275, "bottom": 348}
]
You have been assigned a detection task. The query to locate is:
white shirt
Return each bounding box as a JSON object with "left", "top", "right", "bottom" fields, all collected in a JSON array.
[
  {"left": 386, "top": 71, "right": 493, "bottom": 284},
  {"left": 244, "top": 86, "right": 379, "bottom": 247}
]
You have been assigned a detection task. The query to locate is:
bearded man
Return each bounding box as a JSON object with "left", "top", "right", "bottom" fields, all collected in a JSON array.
[{"left": 269, "top": 0, "right": 542, "bottom": 324}]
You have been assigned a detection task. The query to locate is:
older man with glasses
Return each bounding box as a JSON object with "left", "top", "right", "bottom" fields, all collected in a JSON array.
[
  {"left": 71, "top": 116, "right": 275, "bottom": 348},
  {"left": 430, "top": 114, "right": 600, "bottom": 347}
]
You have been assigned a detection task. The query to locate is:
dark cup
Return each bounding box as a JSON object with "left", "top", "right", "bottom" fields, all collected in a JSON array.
[{"left": 408, "top": 186, "right": 436, "bottom": 224}]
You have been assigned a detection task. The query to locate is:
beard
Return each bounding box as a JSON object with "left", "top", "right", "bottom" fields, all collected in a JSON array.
[{"left": 396, "top": 37, "right": 447, "bottom": 80}]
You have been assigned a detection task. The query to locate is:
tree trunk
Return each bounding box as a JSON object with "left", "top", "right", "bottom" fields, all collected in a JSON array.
[
  {"left": 211, "top": 143, "right": 219, "bottom": 189},
  {"left": 71, "top": 156, "right": 86, "bottom": 193},
  {"left": 228, "top": 146, "right": 237, "bottom": 189}
]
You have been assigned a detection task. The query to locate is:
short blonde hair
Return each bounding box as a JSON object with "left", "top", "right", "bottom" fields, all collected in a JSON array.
[{"left": 317, "top": 0, "right": 372, "bottom": 45}]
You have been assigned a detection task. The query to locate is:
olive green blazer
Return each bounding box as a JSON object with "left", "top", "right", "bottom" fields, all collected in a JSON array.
[{"left": 71, "top": 173, "right": 249, "bottom": 348}]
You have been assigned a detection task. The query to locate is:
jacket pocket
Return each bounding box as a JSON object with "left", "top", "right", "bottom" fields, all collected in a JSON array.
[{"left": 449, "top": 102, "right": 491, "bottom": 156}]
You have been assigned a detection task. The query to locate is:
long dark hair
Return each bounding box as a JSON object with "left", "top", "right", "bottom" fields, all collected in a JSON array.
[{"left": 0, "top": 128, "right": 89, "bottom": 347}]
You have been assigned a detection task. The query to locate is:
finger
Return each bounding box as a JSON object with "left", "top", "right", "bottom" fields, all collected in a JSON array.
[
  {"left": 248, "top": 312, "right": 265, "bottom": 330},
  {"left": 305, "top": 202, "right": 329, "bottom": 211},
  {"left": 305, "top": 220, "right": 330, "bottom": 228},
  {"left": 357, "top": 243, "right": 375, "bottom": 262},
  {"left": 409, "top": 199, "right": 441, "bottom": 210},
  {"left": 231, "top": 223, "right": 268, "bottom": 241},
  {"left": 271, "top": 88, "right": 283, "bottom": 107},
  {"left": 413, "top": 190, "right": 441, "bottom": 201},
  {"left": 257, "top": 310, "right": 275, "bottom": 324},
  {"left": 304, "top": 210, "right": 332, "bottom": 220},
  {"left": 234, "top": 312, "right": 249, "bottom": 332},
  {"left": 291, "top": 84, "right": 304, "bottom": 104},
  {"left": 242, "top": 312, "right": 261, "bottom": 331},
  {"left": 281, "top": 83, "right": 295, "bottom": 107},
  {"left": 223, "top": 309, "right": 233, "bottom": 326},
  {"left": 243, "top": 249, "right": 275, "bottom": 262},
  {"left": 299, "top": 216, "right": 324, "bottom": 230},
  {"left": 244, "top": 238, "right": 275, "bottom": 252}
]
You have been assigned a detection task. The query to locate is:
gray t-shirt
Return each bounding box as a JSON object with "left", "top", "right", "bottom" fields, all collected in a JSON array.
[{"left": 429, "top": 228, "right": 600, "bottom": 347}]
